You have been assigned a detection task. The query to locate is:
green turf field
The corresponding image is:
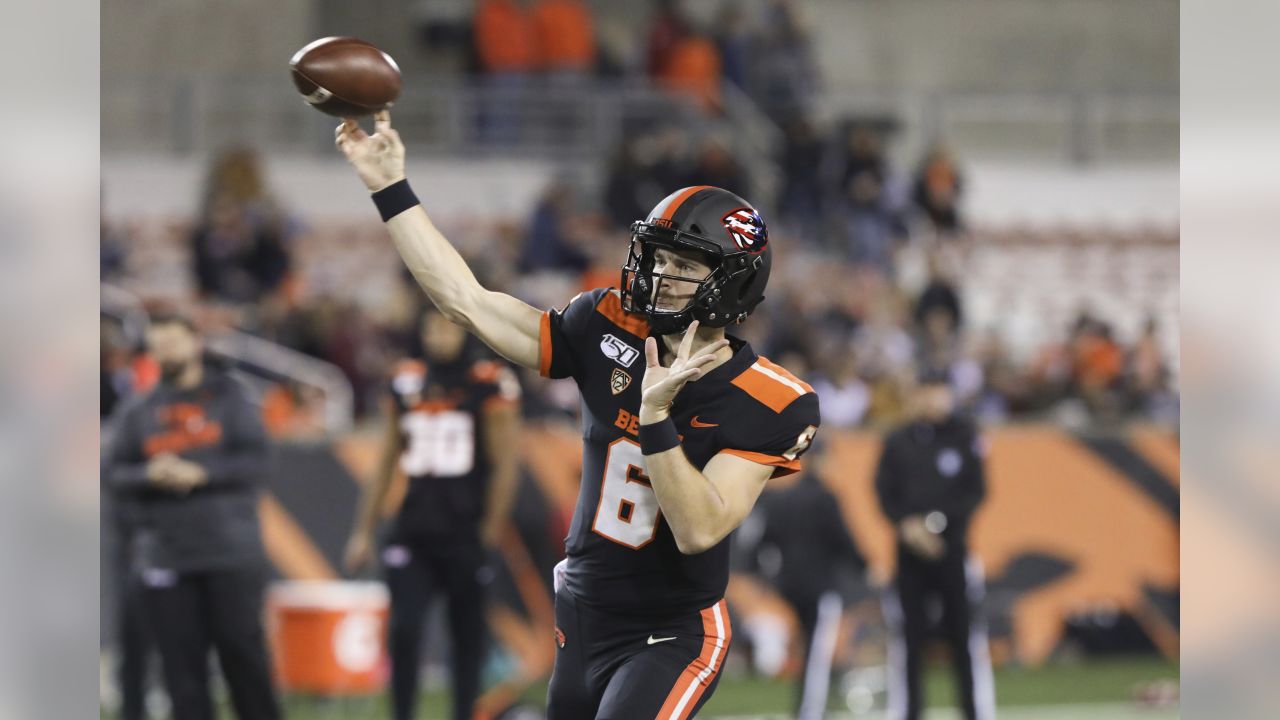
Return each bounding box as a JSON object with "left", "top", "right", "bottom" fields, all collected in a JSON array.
[{"left": 102, "top": 655, "right": 1178, "bottom": 718}]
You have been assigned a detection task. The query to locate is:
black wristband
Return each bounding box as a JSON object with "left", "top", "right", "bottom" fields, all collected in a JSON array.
[
  {"left": 371, "top": 179, "right": 419, "bottom": 222},
  {"left": 639, "top": 417, "right": 681, "bottom": 455}
]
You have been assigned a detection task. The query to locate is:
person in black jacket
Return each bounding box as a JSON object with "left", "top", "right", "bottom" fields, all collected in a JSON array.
[
  {"left": 103, "top": 313, "right": 280, "bottom": 720},
  {"left": 751, "top": 464, "right": 867, "bottom": 720},
  {"left": 874, "top": 368, "right": 994, "bottom": 720}
]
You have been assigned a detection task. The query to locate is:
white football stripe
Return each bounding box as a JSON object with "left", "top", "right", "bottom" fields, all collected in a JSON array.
[{"left": 750, "top": 362, "right": 809, "bottom": 396}]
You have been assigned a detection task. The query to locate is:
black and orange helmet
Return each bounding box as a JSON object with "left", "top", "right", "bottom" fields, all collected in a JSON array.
[{"left": 620, "top": 186, "right": 772, "bottom": 335}]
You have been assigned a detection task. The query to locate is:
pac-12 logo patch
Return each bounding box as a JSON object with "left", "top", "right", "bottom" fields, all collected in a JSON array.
[
  {"left": 610, "top": 368, "right": 632, "bottom": 395},
  {"left": 721, "top": 207, "right": 768, "bottom": 253},
  {"left": 600, "top": 333, "right": 640, "bottom": 367}
]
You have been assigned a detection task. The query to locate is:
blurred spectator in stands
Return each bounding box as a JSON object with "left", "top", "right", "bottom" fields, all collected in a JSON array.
[
  {"left": 714, "top": 1, "right": 752, "bottom": 92},
  {"left": 913, "top": 143, "right": 964, "bottom": 234},
  {"left": 645, "top": 0, "right": 688, "bottom": 78},
  {"left": 101, "top": 206, "right": 128, "bottom": 282},
  {"left": 532, "top": 0, "right": 595, "bottom": 143},
  {"left": 762, "top": 293, "right": 814, "bottom": 362},
  {"left": 519, "top": 178, "right": 590, "bottom": 274},
  {"left": 413, "top": 0, "right": 474, "bottom": 70},
  {"left": 914, "top": 251, "right": 963, "bottom": 332},
  {"left": 751, "top": 0, "right": 819, "bottom": 124},
  {"left": 811, "top": 336, "right": 871, "bottom": 429},
  {"left": 474, "top": 0, "right": 536, "bottom": 143},
  {"left": 101, "top": 319, "right": 136, "bottom": 420},
  {"left": 915, "top": 308, "right": 983, "bottom": 414},
  {"left": 1127, "top": 315, "right": 1175, "bottom": 418},
  {"left": 260, "top": 292, "right": 382, "bottom": 416},
  {"left": 1071, "top": 318, "right": 1125, "bottom": 419},
  {"left": 855, "top": 292, "right": 916, "bottom": 426},
  {"left": 190, "top": 148, "right": 294, "bottom": 305},
  {"left": 659, "top": 26, "right": 723, "bottom": 113},
  {"left": 972, "top": 329, "right": 1030, "bottom": 422},
  {"left": 603, "top": 136, "right": 663, "bottom": 231},
  {"left": 776, "top": 115, "right": 826, "bottom": 246},
  {"left": 532, "top": 0, "right": 595, "bottom": 74},
  {"left": 839, "top": 125, "right": 893, "bottom": 272},
  {"left": 651, "top": 125, "right": 693, "bottom": 191},
  {"left": 685, "top": 136, "right": 750, "bottom": 199}
]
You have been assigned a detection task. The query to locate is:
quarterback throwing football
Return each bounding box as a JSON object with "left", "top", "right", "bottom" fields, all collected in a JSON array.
[{"left": 338, "top": 112, "right": 820, "bottom": 719}]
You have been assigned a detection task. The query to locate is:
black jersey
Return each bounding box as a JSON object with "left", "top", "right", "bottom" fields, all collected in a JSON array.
[
  {"left": 539, "top": 288, "right": 820, "bottom": 616},
  {"left": 387, "top": 356, "right": 521, "bottom": 540}
]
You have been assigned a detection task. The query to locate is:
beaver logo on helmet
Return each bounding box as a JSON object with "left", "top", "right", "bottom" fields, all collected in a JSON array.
[
  {"left": 621, "top": 186, "right": 774, "bottom": 334},
  {"left": 721, "top": 208, "right": 768, "bottom": 253}
]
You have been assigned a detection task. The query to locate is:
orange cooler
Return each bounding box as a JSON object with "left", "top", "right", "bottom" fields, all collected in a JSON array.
[{"left": 267, "top": 580, "right": 390, "bottom": 694}]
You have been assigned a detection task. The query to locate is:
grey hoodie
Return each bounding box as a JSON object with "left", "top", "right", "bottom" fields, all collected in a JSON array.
[{"left": 104, "top": 366, "right": 268, "bottom": 573}]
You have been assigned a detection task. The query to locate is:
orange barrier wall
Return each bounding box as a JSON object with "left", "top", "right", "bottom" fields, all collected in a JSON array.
[{"left": 267, "top": 423, "right": 1178, "bottom": 671}]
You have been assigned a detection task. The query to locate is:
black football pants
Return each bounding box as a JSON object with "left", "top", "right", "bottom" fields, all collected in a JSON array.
[
  {"left": 383, "top": 538, "right": 487, "bottom": 720},
  {"left": 546, "top": 585, "right": 731, "bottom": 720},
  {"left": 883, "top": 548, "right": 995, "bottom": 720},
  {"left": 118, "top": 575, "right": 153, "bottom": 720},
  {"left": 139, "top": 566, "right": 281, "bottom": 720}
]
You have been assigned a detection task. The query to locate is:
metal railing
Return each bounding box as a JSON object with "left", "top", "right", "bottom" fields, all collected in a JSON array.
[
  {"left": 821, "top": 89, "right": 1178, "bottom": 165},
  {"left": 100, "top": 283, "right": 355, "bottom": 436},
  {"left": 103, "top": 74, "right": 1176, "bottom": 167}
]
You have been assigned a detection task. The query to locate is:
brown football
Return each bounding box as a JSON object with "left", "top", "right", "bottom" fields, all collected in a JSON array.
[{"left": 289, "top": 37, "right": 401, "bottom": 117}]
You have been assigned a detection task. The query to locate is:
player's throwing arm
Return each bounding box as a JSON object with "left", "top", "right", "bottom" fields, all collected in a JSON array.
[{"left": 335, "top": 112, "right": 543, "bottom": 370}]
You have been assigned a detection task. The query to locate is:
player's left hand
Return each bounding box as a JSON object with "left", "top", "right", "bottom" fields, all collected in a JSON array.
[{"left": 639, "top": 321, "right": 729, "bottom": 423}]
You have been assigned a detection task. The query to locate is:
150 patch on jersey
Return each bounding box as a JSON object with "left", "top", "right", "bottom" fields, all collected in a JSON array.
[{"left": 600, "top": 333, "right": 640, "bottom": 367}]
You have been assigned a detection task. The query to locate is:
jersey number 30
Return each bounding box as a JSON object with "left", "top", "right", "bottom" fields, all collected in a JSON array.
[
  {"left": 592, "top": 438, "right": 661, "bottom": 549},
  {"left": 399, "top": 410, "right": 475, "bottom": 477}
]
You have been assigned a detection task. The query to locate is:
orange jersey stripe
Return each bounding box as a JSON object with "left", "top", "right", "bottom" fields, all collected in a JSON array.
[
  {"left": 731, "top": 362, "right": 809, "bottom": 413},
  {"left": 595, "top": 291, "right": 650, "bottom": 338},
  {"left": 539, "top": 311, "right": 553, "bottom": 378},
  {"left": 658, "top": 599, "right": 731, "bottom": 720},
  {"left": 719, "top": 448, "right": 802, "bottom": 476}
]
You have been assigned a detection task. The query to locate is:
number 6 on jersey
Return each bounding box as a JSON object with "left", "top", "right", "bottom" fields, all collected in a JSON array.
[{"left": 591, "top": 439, "right": 661, "bottom": 548}]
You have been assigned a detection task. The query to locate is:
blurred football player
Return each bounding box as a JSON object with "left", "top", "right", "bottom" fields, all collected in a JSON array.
[
  {"left": 874, "top": 368, "right": 995, "bottom": 720},
  {"left": 103, "top": 313, "right": 280, "bottom": 720},
  {"left": 337, "top": 112, "right": 820, "bottom": 719},
  {"left": 345, "top": 305, "right": 522, "bottom": 720},
  {"left": 749, "top": 461, "right": 869, "bottom": 720}
]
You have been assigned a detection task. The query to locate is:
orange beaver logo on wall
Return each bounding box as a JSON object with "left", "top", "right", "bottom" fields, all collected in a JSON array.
[{"left": 816, "top": 427, "right": 1179, "bottom": 664}]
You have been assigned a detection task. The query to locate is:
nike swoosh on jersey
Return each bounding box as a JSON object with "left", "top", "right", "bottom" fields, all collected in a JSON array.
[
  {"left": 647, "top": 635, "right": 677, "bottom": 645},
  {"left": 689, "top": 416, "right": 719, "bottom": 428}
]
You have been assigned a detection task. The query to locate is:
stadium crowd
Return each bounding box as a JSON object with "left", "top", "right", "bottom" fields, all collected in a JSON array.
[
  {"left": 101, "top": 137, "right": 1175, "bottom": 437},
  {"left": 101, "top": 0, "right": 1176, "bottom": 436}
]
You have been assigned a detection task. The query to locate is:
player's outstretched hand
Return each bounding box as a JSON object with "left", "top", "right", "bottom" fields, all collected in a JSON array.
[
  {"left": 639, "top": 320, "right": 729, "bottom": 422},
  {"left": 335, "top": 110, "right": 406, "bottom": 192}
]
